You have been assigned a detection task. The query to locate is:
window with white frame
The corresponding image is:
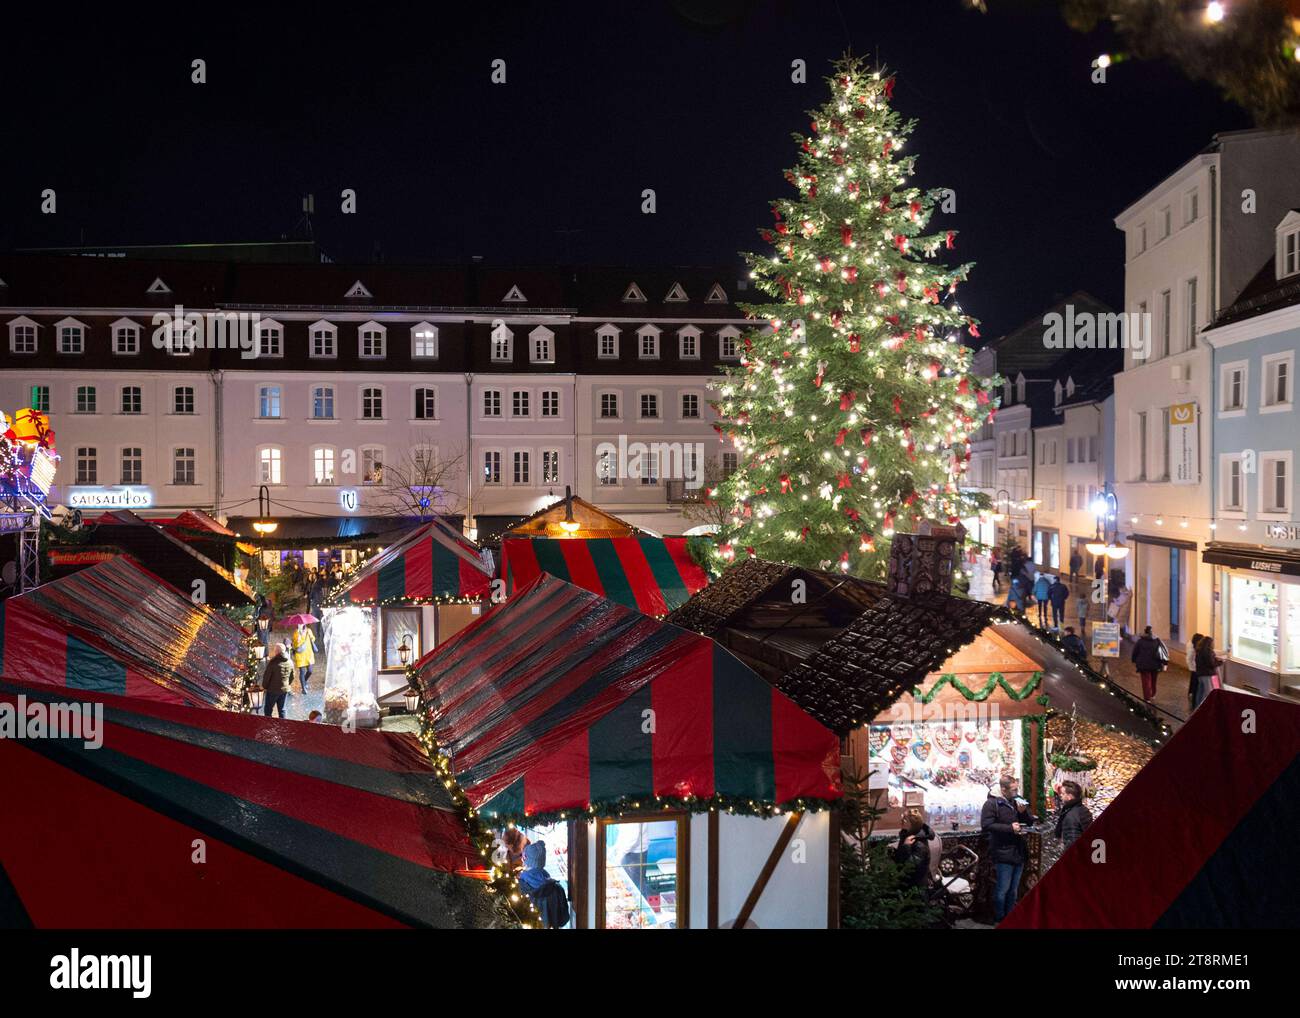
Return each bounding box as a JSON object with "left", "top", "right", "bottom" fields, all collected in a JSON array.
[
  {"left": 359, "top": 324, "right": 386, "bottom": 359},
  {"left": 259, "top": 447, "right": 282, "bottom": 484},
  {"left": 491, "top": 323, "right": 513, "bottom": 362},
  {"left": 1135, "top": 411, "right": 1148, "bottom": 481},
  {"left": 258, "top": 385, "right": 281, "bottom": 418},
  {"left": 259, "top": 323, "right": 283, "bottom": 358},
  {"left": 637, "top": 326, "right": 660, "bottom": 360},
  {"left": 1159, "top": 290, "right": 1171, "bottom": 358},
  {"left": 1280, "top": 224, "right": 1300, "bottom": 278},
  {"left": 312, "top": 385, "right": 335, "bottom": 420},
  {"left": 722, "top": 452, "right": 738, "bottom": 476},
  {"left": 167, "top": 319, "right": 194, "bottom": 356},
  {"left": 599, "top": 392, "right": 620, "bottom": 419},
  {"left": 1185, "top": 278, "right": 1198, "bottom": 349},
  {"left": 1138, "top": 223, "right": 1147, "bottom": 253},
  {"left": 483, "top": 389, "right": 502, "bottom": 417},
  {"left": 120, "top": 447, "right": 143, "bottom": 485},
  {"left": 597, "top": 448, "right": 618, "bottom": 486},
  {"left": 1220, "top": 362, "right": 1247, "bottom": 414},
  {"left": 530, "top": 327, "right": 554, "bottom": 364},
  {"left": 483, "top": 450, "right": 502, "bottom": 485},
  {"left": 313, "top": 447, "right": 336, "bottom": 485},
  {"left": 512, "top": 450, "right": 531, "bottom": 485},
  {"left": 1159, "top": 206, "right": 1171, "bottom": 240},
  {"left": 597, "top": 326, "right": 619, "bottom": 359},
  {"left": 120, "top": 386, "right": 142, "bottom": 414},
  {"left": 75, "top": 447, "right": 97, "bottom": 484},
  {"left": 31, "top": 385, "right": 50, "bottom": 413},
  {"left": 412, "top": 324, "right": 438, "bottom": 359},
  {"left": 173, "top": 447, "right": 196, "bottom": 485},
  {"left": 76, "top": 385, "right": 97, "bottom": 414},
  {"left": 1159, "top": 407, "right": 1172, "bottom": 481},
  {"left": 112, "top": 321, "right": 141, "bottom": 355},
  {"left": 361, "top": 446, "right": 384, "bottom": 485},
  {"left": 542, "top": 449, "right": 560, "bottom": 484},
  {"left": 678, "top": 326, "right": 700, "bottom": 360},
  {"left": 639, "top": 392, "right": 659, "bottom": 419},
  {"left": 639, "top": 448, "right": 659, "bottom": 485},
  {"left": 361, "top": 386, "right": 384, "bottom": 419},
  {"left": 681, "top": 393, "right": 700, "bottom": 419},
  {"left": 1184, "top": 188, "right": 1199, "bottom": 225},
  {"left": 512, "top": 390, "right": 530, "bottom": 417},
  {"left": 1220, "top": 454, "right": 1245, "bottom": 513},
  {"left": 9, "top": 319, "right": 37, "bottom": 354},
  {"left": 541, "top": 389, "right": 559, "bottom": 418},
  {"left": 173, "top": 386, "right": 195, "bottom": 414},
  {"left": 58, "top": 321, "right": 85, "bottom": 354},
  {"left": 414, "top": 386, "right": 437, "bottom": 420},
  {"left": 1262, "top": 352, "right": 1293, "bottom": 410},
  {"left": 719, "top": 327, "right": 740, "bottom": 360},
  {"left": 1262, "top": 453, "right": 1291, "bottom": 515},
  {"left": 311, "top": 322, "right": 337, "bottom": 358}
]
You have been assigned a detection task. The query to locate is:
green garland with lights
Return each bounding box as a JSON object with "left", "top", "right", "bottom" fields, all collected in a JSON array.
[
  {"left": 1048, "top": 752, "right": 1098, "bottom": 773},
  {"left": 477, "top": 793, "right": 840, "bottom": 830},
  {"left": 913, "top": 670, "right": 1042, "bottom": 704}
]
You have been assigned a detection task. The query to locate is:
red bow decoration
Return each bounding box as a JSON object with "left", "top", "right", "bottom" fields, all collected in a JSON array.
[
  {"left": 839, "top": 391, "right": 855, "bottom": 411},
  {"left": 860, "top": 428, "right": 874, "bottom": 446},
  {"left": 894, "top": 234, "right": 908, "bottom": 253},
  {"left": 819, "top": 257, "right": 833, "bottom": 273},
  {"left": 779, "top": 474, "right": 792, "bottom": 494},
  {"left": 909, "top": 201, "right": 921, "bottom": 220},
  {"left": 835, "top": 428, "right": 848, "bottom": 446},
  {"left": 849, "top": 335, "right": 861, "bottom": 353},
  {"left": 884, "top": 76, "right": 895, "bottom": 98},
  {"left": 845, "top": 507, "right": 861, "bottom": 522},
  {"left": 945, "top": 231, "right": 955, "bottom": 249},
  {"left": 968, "top": 321, "right": 981, "bottom": 338},
  {"left": 844, "top": 266, "right": 858, "bottom": 283},
  {"left": 841, "top": 225, "right": 853, "bottom": 247},
  {"left": 848, "top": 182, "right": 859, "bottom": 197},
  {"left": 800, "top": 526, "right": 810, "bottom": 542},
  {"left": 892, "top": 395, "right": 903, "bottom": 415},
  {"left": 896, "top": 271, "right": 908, "bottom": 293},
  {"left": 883, "top": 511, "right": 895, "bottom": 530},
  {"left": 875, "top": 280, "right": 889, "bottom": 298},
  {"left": 837, "top": 473, "right": 853, "bottom": 489},
  {"left": 957, "top": 377, "right": 970, "bottom": 395}
]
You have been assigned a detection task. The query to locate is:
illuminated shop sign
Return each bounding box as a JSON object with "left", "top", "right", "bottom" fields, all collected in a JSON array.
[
  {"left": 66, "top": 486, "right": 154, "bottom": 510},
  {"left": 339, "top": 489, "right": 359, "bottom": 512}
]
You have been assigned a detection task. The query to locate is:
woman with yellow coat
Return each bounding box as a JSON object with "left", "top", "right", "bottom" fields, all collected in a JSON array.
[{"left": 291, "top": 624, "right": 316, "bottom": 692}]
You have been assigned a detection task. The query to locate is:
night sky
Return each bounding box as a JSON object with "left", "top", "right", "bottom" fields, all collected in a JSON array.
[{"left": 1, "top": 1, "right": 1249, "bottom": 335}]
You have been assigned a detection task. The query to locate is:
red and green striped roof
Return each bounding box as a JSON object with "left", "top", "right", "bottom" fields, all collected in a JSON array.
[
  {"left": 501, "top": 536, "right": 708, "bottom": 616},
  {"left": 414, "top": 571, "right": 841, "bottom": 821},
  {"left": 0, "top": 677, "right": 495, "bottom": 928},
  {"left": 0, "top": 556, "right": 245, "bottom": 706},
  {"left": 342, "top": 521, "right": 492, "bottom": 605}
]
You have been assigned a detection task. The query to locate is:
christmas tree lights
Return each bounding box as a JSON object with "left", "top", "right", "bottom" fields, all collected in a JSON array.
[{"left": 712, "top": 56, "right": 998, "bottom": 576}]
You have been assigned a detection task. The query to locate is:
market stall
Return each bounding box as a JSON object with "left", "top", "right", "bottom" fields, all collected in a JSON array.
[
  {"left": 1004, "top": 688, "right": 1300, "bottom": 928},
  {"left": 0, "top": 676, "right": 505, "bottom": 928},
  {"left": 411, "top": 571, "right": 843, "bottom": 928},
  {"left": 0, "top": 555, "right": 245, "bottom": 706},
  {"left": 330, "top": 520, "right": 493, "bottom": 720},
  {"left": 500, "top": 535, "right": 709, "bottom": 616}
]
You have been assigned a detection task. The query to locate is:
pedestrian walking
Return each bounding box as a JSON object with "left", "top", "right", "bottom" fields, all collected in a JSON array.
[
  {"left": 1060, "top": 626, "right": 1086, "bottom": 659},
  {"left": 1192, "top": 636, "right": 1224, "bottom": 710},
  {"left": 1068, "top": 551, "right": 1083, "bottom": 583},
  {"left": 1033, "top": 572, "right": 1051, "bottom": 628},
  {"left": 991, "top": 556, "right": 1003, "bottom": 593},
  {"left": 1076, "top": 581, "right": 1090, "bottom": 627},
  {"left": 1048, "top": 575, "right": 1069, "bottom": 630},
  {"left": 291, "top": 624, "right": 316, "bottom": 693},
  {"left": 261, "top": 643, "right": 293, "bottom": 718},
  {"left": 1006, "top": 576, "right": 1026, "bottom": 614},
  {"left": 1130, "top": 625, "right": 1168, "bottom": 702},
  {"left": 1185, "top": 633, "right": 1203, "bottom": 708}
]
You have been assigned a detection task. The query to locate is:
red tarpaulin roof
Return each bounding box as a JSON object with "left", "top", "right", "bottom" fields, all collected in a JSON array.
[
  {"left": 341, "top": 521, "right": 492, "bottom": 605},
  {"left": 0, "top": 556, "right": 246, "bottom": 706},
  {"left": 0, "top": 678, "right": 497, "bottom": 928},
  {"left": 501, "top": 536, "right": 708, "bottom": 616},
  {"left": 1003, "top": 689, "right": 1300, "bottom": 929},
  {"left": 414, "top": 571, "right": 841, "bottom": 821}
]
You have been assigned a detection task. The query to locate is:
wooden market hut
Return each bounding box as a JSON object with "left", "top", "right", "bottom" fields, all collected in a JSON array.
[
  {"left": 503, "top": 488, "right": 644, "bottom": 540},
  {"left": 412, "top": 571, "right": 844, "bottom": 929}
]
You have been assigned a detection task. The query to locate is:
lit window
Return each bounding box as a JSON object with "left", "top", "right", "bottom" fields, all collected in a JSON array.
[
  {"left": 597, "top": 449, "right": 618, "bottom": 486},
  {"left": 412, "top": 325, "right": 438, "bottom": 358},
  {"left": 596, "top": 816, "right": 685, "bottom": 929},
  {"left": 542, "top": 450, "right": 560, "bottom": 484},
  {"left": 259, "top": 447, "right": 282, "bottom": 484},
  {"left": 483, "top": 450, "right": 501, "bottom": 484},
  {"left": 313, "top": 447, "right": 336, "bottom": 485},
  {"left": 361, "top": 446, "right": 384, "bottom": 485}
]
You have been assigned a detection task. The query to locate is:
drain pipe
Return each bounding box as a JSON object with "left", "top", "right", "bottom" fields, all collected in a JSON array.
[
  {"left": 210, "top": 368, "right": 224, "bottom": 518},
  {"left": 464, "top": 370, "right": 475, "bottom": 539}
]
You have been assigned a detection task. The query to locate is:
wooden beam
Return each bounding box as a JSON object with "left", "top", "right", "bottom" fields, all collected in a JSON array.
[
  {"left": 708, "top": 810, "right": 720, "bottom": 929},
  {"left": 827, "top": 808, "right": 841, "bottom": 930},
  {"left": 571, "top": 820, "right": 588, "bottom": 930},
  {"left": 732, "top": 811, "right": 803, "bottom": 929}
]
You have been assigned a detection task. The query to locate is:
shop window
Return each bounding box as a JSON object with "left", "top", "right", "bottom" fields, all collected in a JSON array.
[
  {"left": 596, "top": 814, "right": 687, "bottom": 929},
  {"left": 1169, "top": 547, "right": 1181, "bottom": 641},
  {"left": 1285, "top": 587, "right": 1300, "bottom": 674},
  {"left": 380, "top": 607, "right": 421, "bottom": 673},
  {"left": 1230, "top": 575, "right": 1279, "bottom": 670}
]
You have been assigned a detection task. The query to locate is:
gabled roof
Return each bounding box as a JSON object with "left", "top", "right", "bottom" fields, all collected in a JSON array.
[
  {"left": 504, "top": 493, "right": 644, "bottom": 539},
  {"left": 668, "top": 560, "right": 1165, "bottom": 739},
  {"left": 339, "top": 520, "right": 492, "bottom": 605},
  {"left": 982, "top": 291, "right": 1115, "bottom": 374}
]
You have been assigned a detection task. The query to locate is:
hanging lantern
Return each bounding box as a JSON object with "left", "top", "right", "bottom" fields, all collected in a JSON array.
[{"left": 248, "top": 685, "right": 266, "bottom": 712}]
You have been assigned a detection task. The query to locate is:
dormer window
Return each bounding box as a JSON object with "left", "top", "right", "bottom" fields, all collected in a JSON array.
[
  {"left": 1276, "top": 211, "right": 1300, "bottom": 279},
  {"left": 258, "top": 320, "right": 284, "bottom": 358},
  {"left": 596, "top": 324, "right": 619, "bottom": 359},
  {"left": 1053, "top": 380, "right": 1063, "bottom": 406},
  {"left": 529, "top": 326, "right": 555, "bottom": 364},
  {"left": 112, "top": 318, "right": 141, "bottom": 355},
  {"left": 1065, "top": 376, "right": 1076, "bottom": 398},
  {"left": 359, "top": 321, "right": 386, "bottom": 359},
  {"left": 412, "top": 323, "right": 438, "bottom": 359},
  {"left": 55, "top": 317, "right": 87, "bottom": 354},
  {"left": 1015, "top": 373, "right": 1026, "bottom": 403}
]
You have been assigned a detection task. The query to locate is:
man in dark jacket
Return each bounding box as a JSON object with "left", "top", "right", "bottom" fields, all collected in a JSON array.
[
  {"left": 1130, "top": 626, "right": 1168, "bottom": 702},
  {"left": 261, "top": 643, "right": 293, "bottom": 718},
  {"left": 981, "top": 776, "right": 1038, "bottom": 922},
  {"left": 1068, "top": 551, "right": 1083, "bottom": 583},
  {"left": 518, "top": 841, "right": 570, "bottom": 928},
  {"left": 1060, "top": 626, "right": 1086, "bottom": 659},
  {"left": 1047, "top": 576, "right": 1069, "bottom": 630},
  {"left": 1055, "top": 780, "right": 1092, "bottom": 851}
]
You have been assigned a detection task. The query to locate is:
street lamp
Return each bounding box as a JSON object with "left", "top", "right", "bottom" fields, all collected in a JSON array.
[
  {"left": 398, "top": 635, "right": 413, "bottom": 667},
  {"left": 403, "top": 684, "right": 421, "bottom": 714},
  {"left": 252, "top": 484, "right": 278, "bottom": 536},
  {"left": 248, "top": 684, "right": 266, "bottom": 712}
]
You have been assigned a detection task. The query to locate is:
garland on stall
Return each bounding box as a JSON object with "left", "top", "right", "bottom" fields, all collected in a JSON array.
[
  {"left": 913, "top": 670, "right": 1042, "bottom": 704},
  {"left": 1021, "top": 704, "right": 1051, "bottom": 816},
  {"left": 1048, "top": 752, "right": 1098, "bottom": 773},
  {"left": 477, "top": 793, "right": 841, "bottom": 831}
]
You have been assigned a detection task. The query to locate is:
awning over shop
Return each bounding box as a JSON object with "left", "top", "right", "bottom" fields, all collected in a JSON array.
[
  {"left": 500, "top": 535, "right": 708, "bottom": 616},
  {"left": 0, "top": 556, "right": 245, "bottom": 706},
  {"left": 1202, "top": 541, "right": 1300, "bottom": 577},
  {"left": 1003, "top": 689, "right": 1300, "bottom": 929},
  {"left": 341, "top": 521, "right": 492, "bottom": 605},
  {"left": 0, "top": 678, "right": 497, "bottom": 928},
  {"left": 413, "top": 571, "right": 841, "bottom": 821}
]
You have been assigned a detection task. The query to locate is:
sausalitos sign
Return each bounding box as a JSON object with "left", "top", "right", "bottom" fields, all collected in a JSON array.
[{"left": 66, "top": 486, "right": 154, "bottom": 510}]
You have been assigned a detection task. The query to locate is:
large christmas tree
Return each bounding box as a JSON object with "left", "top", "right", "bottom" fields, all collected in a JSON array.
[{"left": 712, "top": 56, "right": 998, "bottom": 577}]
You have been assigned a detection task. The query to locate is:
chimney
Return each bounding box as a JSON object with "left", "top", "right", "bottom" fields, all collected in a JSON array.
[{"left": 886, "top": 520, "right": 966, "bottom": 598}]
